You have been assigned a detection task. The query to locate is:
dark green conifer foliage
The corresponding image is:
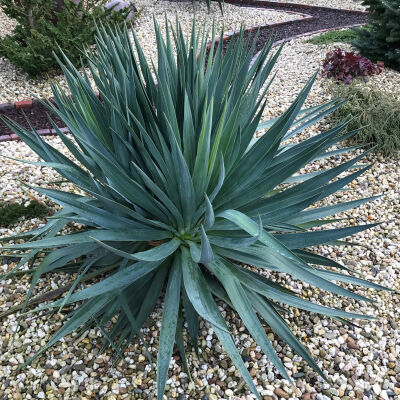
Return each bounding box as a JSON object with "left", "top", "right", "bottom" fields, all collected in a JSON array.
[
  {"left": 0, "top": 201, "right": 48, "bottom": 227},
  {"left": 0, "top": 0, "right": 136, "bottom": 76},
  {"left": 353, "top": 0, "right": 400, "bottom": 70}
]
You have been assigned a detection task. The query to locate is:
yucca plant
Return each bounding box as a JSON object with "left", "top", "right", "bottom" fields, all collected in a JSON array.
[
  {"left": 1, "top": 19, "right": 389, "bottom": 399},
  {"left": 201, "top": 0, "right": 223, "bottom": 11}
]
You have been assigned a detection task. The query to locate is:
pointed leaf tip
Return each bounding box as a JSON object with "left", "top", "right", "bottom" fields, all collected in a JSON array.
[{"left": 200, "top": 226, "right": 213, "bottom": 264}]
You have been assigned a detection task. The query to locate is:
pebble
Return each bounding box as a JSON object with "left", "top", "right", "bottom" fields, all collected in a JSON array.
[
  {"left": 347, "top": 337, "right": 359, "bottom": 350},
  {"left": 275, "top": 387, "right": 290, "bottom": 399},
  {"left": 372, "top": 383, "right": 381, "bottom": 395}
]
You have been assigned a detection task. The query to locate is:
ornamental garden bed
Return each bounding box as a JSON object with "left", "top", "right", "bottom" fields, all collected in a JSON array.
[
  {"left": 0, "top": 0, "right": 368, "bottom": 141},
  {"left": 0, "top": 1, "right": 399, "bottom": 400}
]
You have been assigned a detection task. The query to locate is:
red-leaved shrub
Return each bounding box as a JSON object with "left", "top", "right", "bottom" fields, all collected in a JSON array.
[{"left": 322, "top": 48, "right": 384, "bottom": 84}]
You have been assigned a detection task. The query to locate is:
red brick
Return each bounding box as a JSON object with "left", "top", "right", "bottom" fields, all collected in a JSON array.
[
  {"left": 0, "top": 133, "right": 20, "bottom": 142},
  {"left": 15, "top": 100, "right": 33, "bottom": 110}
]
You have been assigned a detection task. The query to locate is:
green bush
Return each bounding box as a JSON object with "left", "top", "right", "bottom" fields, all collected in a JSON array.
[
  {"left": 0, "top": 201, "right": 48, "bottom": 227},
  {"left": 0, "top": 0, "right": 137, "bottom": 76},
  {"left": 1, "top": 21, "right": 389, "bottom": 399},
  {"left": 353, "top": 0, "right": 400, "bottom": 71},
  {"left": 307, "top": 28, "right": 358, "bottom": 45},
  {"left": 327, "top": 83, "right": 400, "bottom": 155}
]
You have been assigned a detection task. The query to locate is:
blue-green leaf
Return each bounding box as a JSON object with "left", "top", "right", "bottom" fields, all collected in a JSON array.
[
  {"left": 157, "top": 255, "right": 182, "bottom": 400},
  {"left": 181, "top": 247, "right": 227, "bottom": 332}
]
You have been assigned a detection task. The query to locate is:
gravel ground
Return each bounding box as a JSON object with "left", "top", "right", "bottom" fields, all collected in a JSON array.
[
  {"left": 0, "top": 0, "right": 300, "bottom": 104},
  {"left": 0, "top": 8, "right": 16, "bottom": 38},
  {"left": 1, "top": 7, "right": 400, "bottom": 400}
]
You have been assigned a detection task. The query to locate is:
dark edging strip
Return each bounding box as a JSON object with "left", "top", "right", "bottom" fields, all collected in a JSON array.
[
  {"left": 214, "top": 9, "right": 313, "bottom": 42},
  {"left": 0, "top": 127, "right": 69, "bottom": 143},
  {"left": 272, "top": 22, "right": 366, "bottom": 46},
  {"left": 227, "top": 0, "right": 368, "bottom": 15},
  {"left": 249, "top": 22, "right": 366, "bottom": 67}
]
